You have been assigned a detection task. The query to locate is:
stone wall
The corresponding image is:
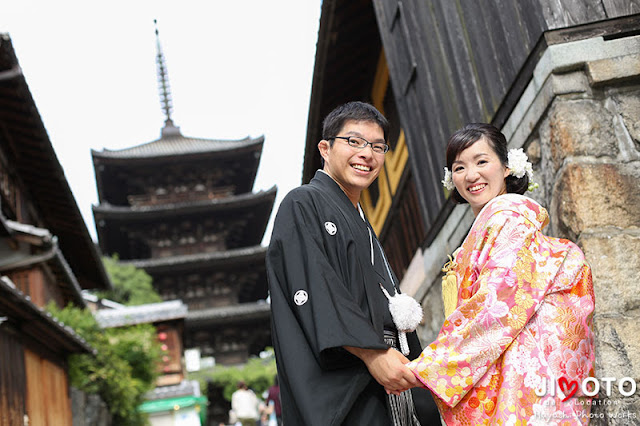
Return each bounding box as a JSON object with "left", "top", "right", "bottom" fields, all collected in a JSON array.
[
  {"left": 402, "top": 33, "right": 640, "bottom": 423},
  {"left": 543, "top": 83, "right": 640, "bottom": 424},
  {"left": 71, "top": 387, "right": 112, "bottom": 426}
]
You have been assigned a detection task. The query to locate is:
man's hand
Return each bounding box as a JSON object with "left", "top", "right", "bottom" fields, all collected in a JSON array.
[{"left": 344, "top": 346, "right": 421, "bottom": 395}]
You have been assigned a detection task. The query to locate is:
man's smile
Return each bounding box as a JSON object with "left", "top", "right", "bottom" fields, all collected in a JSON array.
[{"left": 351, "top": 163, "right": 372, "bottom": 172}]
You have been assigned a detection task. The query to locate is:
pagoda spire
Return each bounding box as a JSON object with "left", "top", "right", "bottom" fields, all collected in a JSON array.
[{"left": 154, "top": 19, "right": 181, "bottom": 138}]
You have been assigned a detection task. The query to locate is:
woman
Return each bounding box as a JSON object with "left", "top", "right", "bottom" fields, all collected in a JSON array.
[{"left": 407, "top": 124, "right": 595, "bottom": 424}]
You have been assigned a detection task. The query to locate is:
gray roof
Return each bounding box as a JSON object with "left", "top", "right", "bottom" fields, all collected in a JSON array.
[
  {"left": 121, "top": 245, "right": 266, "bottom": 270},
  {"left": 94, "top": 300, "right": 188, "bottom": 328},
  {"left": 0, "top": 276, "right": 93, "bottom": 355},
  {"left": 145, "top": 380, "right": 201, "bottom": 400},
  {"left": 5, "top": 219, "right": 53, "bottom": 242},
  {"left": 92, "top": 186, "right": 277, "bottom": 218},
  {"left": 2, "top": 220, "right": 86, "bottom": 307},
  {"left": 186, "top": 301, "right": 270, "bottom": 326},
  {"left": 91, "top": 135, "right": 264, "bottom": 159}
]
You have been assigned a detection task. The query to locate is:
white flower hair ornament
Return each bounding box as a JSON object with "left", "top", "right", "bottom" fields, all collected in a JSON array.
[
  {"left": 441, "top": 167, "right": 455, "bottom": 191},
  {"left": 441, "top": 148, "right": 538, "bottom": 192},
  {"left": 507, "top": 148, "right": 539, "bottom": 191}
]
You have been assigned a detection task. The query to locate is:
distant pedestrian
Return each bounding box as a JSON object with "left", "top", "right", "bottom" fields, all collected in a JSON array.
[
  {"left": 265, "top": 376, "right": 282, "bottom": 426},
  {"left": 231, "top": 381, "right": 260, "bottom": 426}
]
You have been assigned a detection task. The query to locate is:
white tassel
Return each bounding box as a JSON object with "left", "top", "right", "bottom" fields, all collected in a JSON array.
[
  {"left": 379, "top": 284, "right": 423, "bottom": 356},
  {"left": 398, "top": 331, "right": 410, "bottom": 356}
]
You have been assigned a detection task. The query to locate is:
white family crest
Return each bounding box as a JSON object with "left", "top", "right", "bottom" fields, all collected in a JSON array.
[
  {"left": 293, "top": 290, "right": 308, "bottom": 306},
  {"left": 324, "top": 221, "right": 337, "bottom": 235}
]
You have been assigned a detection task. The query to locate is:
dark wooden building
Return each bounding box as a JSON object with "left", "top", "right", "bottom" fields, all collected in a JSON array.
[
  {"left": 92, "top": 26, "right": 276, "bottom": 366},
  {"left": 0, "top": 33, "right": 112, "bottom": 425}
]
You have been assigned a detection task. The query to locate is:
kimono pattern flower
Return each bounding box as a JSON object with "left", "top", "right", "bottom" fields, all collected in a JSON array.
[{"left": 407, "top": 194, "right": 595, "bottom": 425}]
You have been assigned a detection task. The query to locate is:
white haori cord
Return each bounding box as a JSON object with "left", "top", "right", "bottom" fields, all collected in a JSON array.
[{"left": 358, "top": 204, "right": 423, "bottom": 355}]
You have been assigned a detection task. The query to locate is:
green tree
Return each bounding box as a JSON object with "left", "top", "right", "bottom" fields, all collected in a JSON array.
[
  {"left": 47, "top": 302, "right": 163, "bottom": 426},
  {"left": 99, "top": 254, "right": 162, "bottom": 305},
  {"left": 189, "top": 349, "right": 277, "bottom": 402}
]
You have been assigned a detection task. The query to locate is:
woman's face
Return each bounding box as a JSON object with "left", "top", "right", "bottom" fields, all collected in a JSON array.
[{"left": 452, "top": 137, "right": 510, "bottom": 216}]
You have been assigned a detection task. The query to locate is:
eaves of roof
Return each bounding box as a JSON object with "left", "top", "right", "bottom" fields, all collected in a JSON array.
[
  {"left": 94, "top": 299, "right": 188, "bottom": 328},
  {"left": 121, "top": 245, "right": 266, "bottom": 272},
  {"left": 92, "top": 186, "right": 277, "bottom": 220},
  {"left": 0, "top": 276, "right": 94, "bottom": 355},
  {"left": 91, "top": 135, "right": 264, "bottom": 161},
  {"left": 185, "top": 301, "right": 270, "bottom": 327}
]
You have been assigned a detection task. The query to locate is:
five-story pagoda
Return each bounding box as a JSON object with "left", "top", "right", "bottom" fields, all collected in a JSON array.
[{"left": 91, "top": 23, "right": 275, "bottom": 365}]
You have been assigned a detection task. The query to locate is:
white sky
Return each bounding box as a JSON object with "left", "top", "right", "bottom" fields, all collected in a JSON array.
[{"left": 1, "top": 1, "right": 322, "bottom": 244}]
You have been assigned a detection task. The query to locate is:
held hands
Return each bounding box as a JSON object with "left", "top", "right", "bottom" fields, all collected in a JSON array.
[{"left": 344, "top": 346, "right": 421, "bottom": 396}]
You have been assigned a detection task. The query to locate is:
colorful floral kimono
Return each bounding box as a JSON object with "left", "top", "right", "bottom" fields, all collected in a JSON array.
[{"left": 408, "top": 194, "right": 595, "bottom": 425}]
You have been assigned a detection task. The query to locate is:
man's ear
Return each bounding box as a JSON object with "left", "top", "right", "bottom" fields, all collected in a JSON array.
[{"left": 318, "top": 139, "right": 330, "bottom": 161}]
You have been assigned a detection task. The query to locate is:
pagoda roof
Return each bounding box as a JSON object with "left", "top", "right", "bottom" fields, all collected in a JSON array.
[
  {"left": 91, "top": 134, "right": 264, "bottom": 162},
  {"left": 93, "top": 186, "right": 276, "bottom": 220},
  {"left": 0, "top": 276, "right": 94, "bottom": 356},
  {"left": 121, "top": 245, "right": 266, "bottom": 273},
  {"left": 0, "top": 34, "right": 111, "bottom": 291},
  {"left": 185, "top": 301, "right": 270, "bottom": 327},
  {"left": 94, "top": 299, "right": 188, "bottom": 328}
]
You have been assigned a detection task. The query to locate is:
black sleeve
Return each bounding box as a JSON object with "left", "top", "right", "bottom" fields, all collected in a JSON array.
[{"left": 267, "top": 193, "right": 387, "bottom": 369}]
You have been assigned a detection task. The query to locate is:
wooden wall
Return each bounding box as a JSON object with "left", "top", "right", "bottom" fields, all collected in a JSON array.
[
  {"left": 371, "top": 0, "right": 639, "bottom": 241},
  {"left": 6, "top": 267, "right": 65, "bottom": 309},
  {"left": 25, "top": 348, "right": 72, "bottom": 426},
  {"left": 0, "top": 331, "right": 73, "bottom": 426},
  {"left": 0, "top": 330, "right": 26, "bottom": 426}
]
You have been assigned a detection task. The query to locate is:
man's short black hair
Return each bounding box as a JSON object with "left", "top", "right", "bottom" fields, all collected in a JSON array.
[{"left": 322, "top": 101, "right": 389, "bottom": 142}]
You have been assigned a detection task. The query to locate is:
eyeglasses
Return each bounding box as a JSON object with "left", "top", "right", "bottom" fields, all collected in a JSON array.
[{"left": 329, "top": 136, "right": 389, "bottom": 154}]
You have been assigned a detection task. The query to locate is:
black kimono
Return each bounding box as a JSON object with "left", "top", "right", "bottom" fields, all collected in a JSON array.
[{"left": 266, "top": 171, "right": 438, "bottom": 425}]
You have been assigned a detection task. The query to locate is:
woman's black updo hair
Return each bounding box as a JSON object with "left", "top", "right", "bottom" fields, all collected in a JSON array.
[{"left": 445, "top": 123, "right": 529, "bottom": 204}]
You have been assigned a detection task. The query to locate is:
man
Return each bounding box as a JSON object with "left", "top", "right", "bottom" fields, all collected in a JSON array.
[{"left": 267, "top": 102, "right": 438, "bottom": 425}]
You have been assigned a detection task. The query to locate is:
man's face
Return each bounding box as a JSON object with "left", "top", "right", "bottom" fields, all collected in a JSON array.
[{"left": 318, "top": 120, "right": 385, "bottom": 204}]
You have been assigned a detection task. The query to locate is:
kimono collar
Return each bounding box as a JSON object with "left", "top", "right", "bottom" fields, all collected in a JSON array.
[
  {"left": 311, "top": 170, "right": 368, "bottom": 228},
  {"left": 475, "top": 194, "right": 550, "bottom": 231}
]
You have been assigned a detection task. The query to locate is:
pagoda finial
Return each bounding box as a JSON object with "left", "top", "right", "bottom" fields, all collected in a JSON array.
[{"left": 154, "top": 19, "right": 181, "bottom": 138}]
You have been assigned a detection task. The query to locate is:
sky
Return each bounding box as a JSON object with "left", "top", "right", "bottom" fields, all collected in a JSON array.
[{"left": 1, "top": 1, "right": 322, "bottom": 244}]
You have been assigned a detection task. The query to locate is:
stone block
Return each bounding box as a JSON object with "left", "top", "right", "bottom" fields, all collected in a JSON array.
[
  {"left": 552, "top": 162, "right": 640, "bottom": 238},
  {"left": 593, "top": 316, "right": 640, "bottom": 385},
  {"left": 613, "top": 90, "right": 640, "bottom": 151},
  {"left": 549, "top": 100, "right": 618, "bottom": 171},
  {"left": 579, "top": 233, "right": 640, "bottom": 316},
  {"left": 591, "top": 395, "right": 640, "bottom": 426},
  {"left": 399, "top": 248, "right": 425, "bottom": 298},
  {"left": 416, "top": 277, "right": 445, "bottom": 345},
  {"left": 587, "top": 53, "right": 640, "bottom": 86},
  {"left": 71, "top": 387, "right": 87, "bottom": 426}
]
